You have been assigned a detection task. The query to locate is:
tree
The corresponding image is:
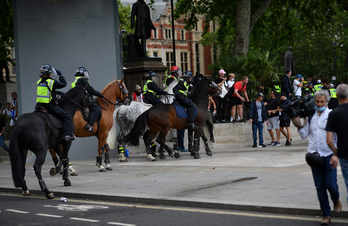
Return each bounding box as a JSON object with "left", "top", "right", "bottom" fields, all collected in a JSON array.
[{"left": 0, "top": 0, "right": 14, "bottom": 63}]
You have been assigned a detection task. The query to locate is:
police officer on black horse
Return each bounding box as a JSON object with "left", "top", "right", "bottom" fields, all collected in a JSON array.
[
  {"left": 71, "top": 67, "right": 103, "bottom": 133},
  {"left": 173, "top": 71, "right": 197, "bottom": 130},
  {"left": 36, "top": 64, "right": 75, "bottom": 141},
  {"left": 143, "top": 71, "right": 168, "bottom": 106}
]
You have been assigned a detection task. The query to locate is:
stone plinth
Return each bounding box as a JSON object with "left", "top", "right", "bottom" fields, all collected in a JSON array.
[{"left": 123, "top": 58, "right": 168, "bottom": 92}]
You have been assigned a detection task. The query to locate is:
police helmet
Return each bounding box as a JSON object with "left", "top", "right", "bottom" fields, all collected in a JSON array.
[
  {"left": 171, "top": 66, "right": 182, "bottom": 76},
  {"left": 75, "top": 67, "right": 89, "bottom": 79},
  {"left": 147, "top": 71, "right": 157, "bottom": 79},
  {"left": 182, "top": 71, "right": 193, "bottom": 80},
  {"left": 305, "top": 152, "right": 325, "bottom": 168},
  {"left": 40, "top": 64, "right": 53, "bottom": 76}
]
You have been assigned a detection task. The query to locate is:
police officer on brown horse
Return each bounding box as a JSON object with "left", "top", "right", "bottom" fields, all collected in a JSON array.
[
  {"left": 71, "top": 67, "right": 103, "bottom": 133},
  {"left": 143, "top": 71, "right": 167, "bottom": 106},
  {"left": 173, "top": 71, "right": 197, "bottom": 130},
  {"left": 36, "top": 64, "right": 75, "bottom": 142}
]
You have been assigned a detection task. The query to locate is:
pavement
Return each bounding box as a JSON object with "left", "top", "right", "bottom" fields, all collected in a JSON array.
[{"left": 0, "top": 139, "right": 348, "bottom": 218}]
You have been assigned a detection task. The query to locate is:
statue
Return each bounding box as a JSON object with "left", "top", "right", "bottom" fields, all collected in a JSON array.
[
  {"left": 284, "top": 46, "right": 295, "bottom": 74},
  {"left": 130, "top": 0, "right": 156, "bottom": 57}
]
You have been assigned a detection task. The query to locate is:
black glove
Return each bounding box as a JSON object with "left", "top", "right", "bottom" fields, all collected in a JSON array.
[
  {"left": 56, "top": 69, "right": 62, "bottom": 75},
  {"left": 56, "top": 91, "right": 64, "bottom": 95}
]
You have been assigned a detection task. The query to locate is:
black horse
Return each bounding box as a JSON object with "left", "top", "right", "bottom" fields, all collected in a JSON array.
[
  {"left": 9, "top": 86, "right": 88, "bottom": 199},
  {"left": 123, "top": 73, "right": 220, "bottom": 160}
]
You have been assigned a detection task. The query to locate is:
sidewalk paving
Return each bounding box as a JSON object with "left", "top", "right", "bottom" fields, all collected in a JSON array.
[{"left": 0, "top": 140, "right": 347, "bottom": 218}]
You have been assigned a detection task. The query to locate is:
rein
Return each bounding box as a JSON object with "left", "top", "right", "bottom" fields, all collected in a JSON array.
[
  {"left": 99, "top": 80, "right": 130, "bottom": 110},
  {"left": 60, "top": 90, "right": 87, "bottom": 111}
]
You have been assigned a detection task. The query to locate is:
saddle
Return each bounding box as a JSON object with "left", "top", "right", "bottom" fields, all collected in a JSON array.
[
  {"left": 34, "top": 106, "right": 62, "bottom": 129},
  {"left": 172, "top": 103, "right": 198, "bottom": 119}
]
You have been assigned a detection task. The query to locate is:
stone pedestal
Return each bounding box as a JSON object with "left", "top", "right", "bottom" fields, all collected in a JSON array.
[
  {"left": 0, "top": 82, "right": 17, "bottom": 111},
  {"left": 123, "top": 58, "right": 168, "bottom": 93}
]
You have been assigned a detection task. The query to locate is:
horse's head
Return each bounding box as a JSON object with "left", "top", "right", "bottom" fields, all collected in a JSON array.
[
  {"left": 63, "top": 86, "right": 90, "bottom": 113},
  {"left": 194, "top": 73, "right": 221, "bottom": 96},
  {"left": 116, "top": 78, "right": 131, "bottom": 106}
]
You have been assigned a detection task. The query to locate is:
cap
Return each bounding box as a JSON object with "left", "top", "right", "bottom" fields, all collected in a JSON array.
[
  {"left": 317, "top": 79, "right": 321, "bottom": 83},
  {"left": 296, "top": 74, "right": 303, "bottom": 78},
  {"left": 280, "top": 92, "right": 287, "bottom": 97},
  {"left": 219, "top": 69, "right": 226, "bottom": 75},
  {"left": 135, "top": 85, "right": 141, "bottom": 90},
  {"left": 257, "top": 93, "right": 264, "bottom": 97},
  {"left": 328, "top": 84, "right": 334, "bottom": 88}
]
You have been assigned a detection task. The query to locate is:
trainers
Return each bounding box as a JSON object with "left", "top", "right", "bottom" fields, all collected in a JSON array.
[
  {"left": 235, "top": 119, "right": 241, "bottom": 122},
  {"left": 239, "top": 119, "right": 245, "bottom": 122},
  {"left": 334, "top": 199, "right": 342, "bottom": 214},
  {"left": 178, "top": 148, "right": 188, "bottom": 152},
  {"left": 210, "top": 137, "right": 215, "bottom": 143},
  {"left": 258, "top": 144, "right": 266, "bottom": 148},
  {"left": 84, "top": 124, "right": 95, "bottom": 133},
  {"left": 268, "top": 141, "right": 275, "bottom": 146},
  {"left": 273, "top": 142, "right": 281, "bottom": 146},
  {"left": 285, "top": 140, "right": 291, "bottom": 146},
  {"left": 252, "top": 144, "right": 257, "bottom": 148},
  {"left": 221, "top": 120, "right": 228, "bottom": 123}
]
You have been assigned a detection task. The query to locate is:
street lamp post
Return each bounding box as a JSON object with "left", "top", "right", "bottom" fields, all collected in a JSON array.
[
  {"left": 332, "top": 39, "right": 337, "bottom": 81},
  {"left": 121, "top": 28, "right": 128, "bottom": 65},
  {"left": 171, "top": 0, "right": 176, "bottom": 66}
]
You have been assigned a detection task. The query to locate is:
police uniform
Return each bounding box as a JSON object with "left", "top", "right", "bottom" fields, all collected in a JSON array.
[
  {"left": 314, "top": 84, "right": 323, "bottom": 92},
  {"left": 36, "top": 71, "right": 73, "bottom": 140},
  {"left": 71, "top": 74, "right": 102, "bottom": 132},
  {"left": 328, "top": 88, "right": 338, "bottom": 110},
  {"left": 173, "top": 77, "right": 197, "bottom": 128},
  {"left": 143, "top": 79, "right": 167, "bottom": 106}
]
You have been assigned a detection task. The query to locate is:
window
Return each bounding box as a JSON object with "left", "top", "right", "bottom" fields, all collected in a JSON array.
[
  {"left": 153, "top": 52, "right": 158, "bottom": 57},
  {"left": 166, "top": 52, "right": 174, "bottom": 73},
  {"left": 181, "top": 30, "right": 184, "bottom": 40},
  {"left": 181, "top": 53, "right": 188, "bottom": 72},
  {"left": 168, "top": 29, "right": 171, "bottom": 39},
  {"left": 195, "top": 22, "right": 198, "bottom": 31},
  {"left": 165, "top": 29, "right": 168, "bottom": 39},
  {"left": 195, "top": 44, "right": 200, "bottom": 73},
  {"left": 153, "top": 29, "right": 157, "bottom": 39}
]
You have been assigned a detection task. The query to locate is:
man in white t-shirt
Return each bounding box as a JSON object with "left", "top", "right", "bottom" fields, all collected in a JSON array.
[
  {"left": 293, "top": 74, "right": 303, "bottom": 98},
  {"left": 227, "top": 73, "right": 235, "bottom": 90}
]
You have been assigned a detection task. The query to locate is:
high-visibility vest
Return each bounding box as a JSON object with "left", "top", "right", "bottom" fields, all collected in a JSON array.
[
  {"left": 274, "top": 85, "right": 281, "bottom": 93},
  {"left": 177, "top": 79, "right": 189, "bottom": 96},
  {"left": 37, "top": 78, "right": 54, "bottom": 103},
  {"left": 314, "top": 84, "right": 323, "bottom": 92},
  {"left": 143, "top": 80, "right": 156, "bottom": 95},
  {"left": 305, "top": 88, "right": 314, "bottom": 96},
  {"left": 71, "top": 76, "right": 90, "bottom": 88},
  {"left": 329, "top": 88, "right": 337, "bottom": 98}
]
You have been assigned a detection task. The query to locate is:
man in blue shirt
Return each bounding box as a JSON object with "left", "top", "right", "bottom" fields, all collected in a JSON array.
[{"left": 248, "top": 93, "right": 268, "bottom": 148}]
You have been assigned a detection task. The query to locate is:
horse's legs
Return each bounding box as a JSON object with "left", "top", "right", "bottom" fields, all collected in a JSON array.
[
  {"left": 150, "top": 141, "right": 157, "bottom": 157},
  {"left": 118, "top": 144, "right": 128, "bottom": 162},
  {"left": 143, "top": 129, "right": 157, "bottom": 161},
  {"left": 200, "top": 131, "right": 212, "bottom": 157},
  {"left": 49, "top": 148, "right": 63, "bottom": 176},
  {"left": 20, "top": 148, "right": 30, "bottom": 196},
  {"left": 188, "top": 128, "right": 194, "bottom": 156},
  {"left": 156, "top": 130, "right": 171, "bottom": 159},
  {"left": 96, "top": 146, "right": 106, "bottom": 172},
  {"left": 192, "top": 128, "right": 201, "bottom": 159},
  {"left": 33, "top": 150, "right": 54, "bottom": 199},
  {"left": 61, "top": 141, "right": 72, "bottom": 186},
  {"left": 169, "top": 128, "right": 180, "bottom": 158},
  {"left": 103, "top": 143, "right": 113, "bottom": 170}
]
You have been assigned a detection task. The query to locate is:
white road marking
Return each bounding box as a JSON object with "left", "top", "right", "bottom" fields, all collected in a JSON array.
[
  {"left": 36, "top": 213, "right": 63, "bottom": 218},
  {"left": 44, "top": 204, "right": 109, "bottom": 211},
  {"left": 70, "top": 217, "right": 100, "bottom": 223},
  {"left": 107, "top": 222, "right": 136, "bottom": 226},
  {"left": 5, "top": 209, "right": 29, "bottom": 214}
]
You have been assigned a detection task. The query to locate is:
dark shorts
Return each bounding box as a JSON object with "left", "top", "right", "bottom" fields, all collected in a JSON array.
[
  {"left": 229, "top": 96, "right": 242, "bottom": 107},
  {"left": 280, "top": 119, "right": 290, "bottom": 127}
]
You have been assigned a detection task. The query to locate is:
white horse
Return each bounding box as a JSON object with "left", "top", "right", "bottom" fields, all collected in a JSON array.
[{"left": 115, "top": 80, "right": 180, "bottom": 161}]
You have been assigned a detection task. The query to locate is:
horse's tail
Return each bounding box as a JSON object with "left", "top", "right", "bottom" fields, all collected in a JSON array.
[
  {"left": 123, "top": 110, "right": 149, "bottom": 146},
  {"left": 9, "top": 125, "right": 24, "bottom": 188}
]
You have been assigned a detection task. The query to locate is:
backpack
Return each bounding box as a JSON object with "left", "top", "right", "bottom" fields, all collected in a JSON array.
[{"left": 224, "top": 81, "right": 246, "bottom": 100}]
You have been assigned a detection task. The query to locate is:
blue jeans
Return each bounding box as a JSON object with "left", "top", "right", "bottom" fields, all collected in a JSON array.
[
  {"left": 0, "top": 136, "right": 9, "bottom": 153},
  {"left": 339, "top": 157, "right": 348, "bottom": 203},
  {"left": 177, "top": 129, "right": 185, "bottom": 149},
  {"left": 252, "top": 121, "right": 263, "bottom": 145},
  {"left": 311, "top": 155, "right": 339, "bottom": 216}
]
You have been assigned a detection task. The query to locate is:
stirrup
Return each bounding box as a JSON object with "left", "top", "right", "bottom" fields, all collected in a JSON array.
[{"left": 84, "top": 124, "right": 95, "bottom": 133}]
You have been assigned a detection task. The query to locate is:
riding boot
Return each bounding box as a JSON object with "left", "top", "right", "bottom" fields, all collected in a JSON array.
[
  {"left": 84, "top": 124, "right": 95, "bottom": 133},
  {"left": 187, "top": 123, "right": 197, "bottom": 130}
]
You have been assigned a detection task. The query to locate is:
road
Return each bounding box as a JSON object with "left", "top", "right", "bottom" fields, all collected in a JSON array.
[{"left": 1, "top": 193, "right": 347, "bottom": 226}]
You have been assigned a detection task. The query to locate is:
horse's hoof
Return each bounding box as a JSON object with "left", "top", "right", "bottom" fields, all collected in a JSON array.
[
  {"left": 174, "top": 153, "right": 181, "bottom": 158},
  {"left": 22, "top": 190, "right": 30, "bottom": 196},
  {"left": 151, "top": 151, "right": 157, "bottom": 157},
  {"left": 119, "top": 159, "right": 128, "bottom": 162},
  {"left": 49, "top": 168, "right": 57, "bottom": 176},
  {"left": 99, "top": 166, "right": 107, "bottom": 172},
  {"left": 151, "top": 158, "right": 157, "bottom": 162},
  {"left": 190, "top": 151, "right": 195, "bottom": 157},
  {"left": 206, "top": 151, "right": 212, "bottom": 157},
  {"left": 46, "top": 193, "right": 55, "bottom": 199},
  {"left": 69, "top": 166, "right": 78, "bottom": 176},
  {"left": 64, "top": 180, "right": 71, "bottom": 186},
  {"left": 168, "top": 152, "right": 174, "bottom": 158},
  {"left": 159, "top": 153, "right": 166, "bottom": 159},
  {"left": 194, "top": 153, "right": 201, "bottom": 159},
  {"left": 105, "top": 164, "right": 113, "bottom": 170}
]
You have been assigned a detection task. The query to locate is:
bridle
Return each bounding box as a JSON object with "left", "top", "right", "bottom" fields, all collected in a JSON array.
[
  {"left": 190, "top": 76, "right": 218, "bottom": 98},
  {"left": 99, "top": 80, "right": 131, "bottom": 110},
  {"left": 60, "top": 86, "right": 89, "bottom": 112}
]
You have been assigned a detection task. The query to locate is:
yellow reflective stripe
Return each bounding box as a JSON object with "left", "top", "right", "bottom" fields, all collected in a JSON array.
[
  {"left": 37, "top": 78, "right": 54, "bottom": 103},
  {"left": 178, "top": 79, "right": 189, "bottom": 96},
  {"left": 143, "top": 80, "right": 155, "bottom": 95},
  {"left": 71, "top": 76, "right": 87, "bottom": 88},
  {"left": 329, "top": 89, "right": 337, "bottom": 98}
]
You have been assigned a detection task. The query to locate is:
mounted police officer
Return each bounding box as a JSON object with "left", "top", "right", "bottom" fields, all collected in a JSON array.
[
  {"left": 71, "top": 67, "right": 103, "bottom": 133},
  {"left": 166, "top": 66, "right": 181, "bottom": 87},
  {"left": 328, "top": 84, "right": 338, "bottom": 109},
  {"left": 143, "top": 71, "right": 167, "bottom": 106},
  {"left": 36, "top": 64, "right": 75, "bottom": 142},
  {"left": 173, "top": 71, "right": 197, "bottom": 130}
]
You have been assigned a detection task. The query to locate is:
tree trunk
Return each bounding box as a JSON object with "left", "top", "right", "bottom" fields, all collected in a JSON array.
[
  {"left": 233, "top": 0, "right": 251, "bottom": 56},
  {"left": 232, "top": 0, "right": 272, "bottom": 57}
]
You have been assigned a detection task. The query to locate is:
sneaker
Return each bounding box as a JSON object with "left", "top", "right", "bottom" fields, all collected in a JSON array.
[
  {"left": 268, "top": 141, "right": 275, "bottom": 146},
  {"left": 235, "top": 119, "right": 241, "bottom": 122},
  {"left": 261, "top": 144, "right": 266, "bottom": 147},
  {"left": 210, "top": 137, "right": 215, "bottom": 143},
  {"left": 178, "top": 148, "right": 189, "bottom": 152},
  {"left": 239, "top": 119, "right": 245, "bottom": 122},
  {"left": 273, "top": 142, "right": 281, "bottom": 146},
  {"left": 221, "top": 120, "right": 228, "bottom": 123},
  {"left": 252, "top": 144, "right": 257, "bottom": 148},
  {"left": 285, "top": 140, "right": 291, "bottom": 146},
  {"left": 258, "top": 144, "right": 266, "bottom": 148},
  {"left": 84, "top": 124, "right": 95, "bottom": 133}
]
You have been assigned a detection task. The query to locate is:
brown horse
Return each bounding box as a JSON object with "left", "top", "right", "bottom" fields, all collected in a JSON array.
[
  {"left": 123, "top": 74, "right": 220, "bottom": 160},
  {"left": 49, "top": 78, "right": 130, "bottom": 172}
]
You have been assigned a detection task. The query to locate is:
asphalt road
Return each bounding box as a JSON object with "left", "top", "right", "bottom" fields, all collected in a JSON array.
[{"left": 1, "top": 193, "right": 348, "bottom": 226}]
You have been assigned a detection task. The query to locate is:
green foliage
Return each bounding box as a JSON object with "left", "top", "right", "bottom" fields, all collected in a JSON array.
[
  {"left": 118, "top": 0, "right": 134, "bottom": 34},
  {"left": 0, "top": 113, "right": 11, "bottom": 123},
  {"left": 0, "top": 0, "right": 14, "bottom": 63}
]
